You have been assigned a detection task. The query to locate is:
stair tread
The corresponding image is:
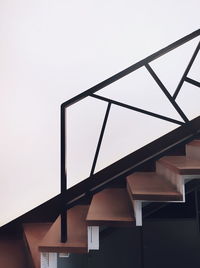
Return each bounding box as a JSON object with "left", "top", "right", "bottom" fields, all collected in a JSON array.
[
  {"left": 0, "top": 237, "right": 28, "bottom": 268},
  {"left": 127, "top": 172, "right": 182, "bottom": 201},
  {"left": 39, "top": 205, "right": 89, "bottom": 253},
  {"left": 23, "top": 223, "right": 52, "bottom": 268},
  {"left": 158, "top": 156, "right": 200, "bottom": 175},
  {"left": 86, "top": 188, "right": 135, "bottom": 226}
]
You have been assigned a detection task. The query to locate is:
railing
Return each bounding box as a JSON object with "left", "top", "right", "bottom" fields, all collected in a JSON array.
[{"left": 60, "top": 29, "right": 200, "bottom": 242}]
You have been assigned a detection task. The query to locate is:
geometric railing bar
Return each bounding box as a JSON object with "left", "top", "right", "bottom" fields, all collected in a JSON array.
[
  {"left": 173, "top": 41, "right": 200, "bottom": 100},
  {"left": 145, "top": 63, "right": 189, "bottom": 123},
  {"left": 90, "top": 94, "right": 184, "bottom": 125},
  {"left": 185, "top": 77, "right": 200, "bottom": 88},
  {"left": 61, "top": 31, "right": 200, "bottom": 110},
  {"left": 90, "top": 102, "right": 112, "bottom": 176}
]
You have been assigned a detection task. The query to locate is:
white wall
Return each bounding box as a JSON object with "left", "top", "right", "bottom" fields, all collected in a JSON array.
[{"left": 0, "top": 0, "right": 199, "bottom": 226}]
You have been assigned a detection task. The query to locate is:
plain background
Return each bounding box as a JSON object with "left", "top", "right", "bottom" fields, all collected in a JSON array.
[{"left": 0, "top": 0, "right": 199, "bottom": 226}]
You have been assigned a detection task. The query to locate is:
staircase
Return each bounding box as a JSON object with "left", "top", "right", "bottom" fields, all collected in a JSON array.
[
  {"left": 0, "top": 139, "right": 199, "bottom": 268},
  {"left": 0, "top": 30, "right": 199, "bottom": 267}
]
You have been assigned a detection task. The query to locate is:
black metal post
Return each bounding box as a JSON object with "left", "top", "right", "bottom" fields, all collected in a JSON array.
[
  {"left": 139, "top": 226, "right": 144, "bottom": 268},
  {"left": 61, "top": 104, "right": 67, "bottom": 243},
  {"left": 194, "top": 189, "right": 200, "bottom": 233}
]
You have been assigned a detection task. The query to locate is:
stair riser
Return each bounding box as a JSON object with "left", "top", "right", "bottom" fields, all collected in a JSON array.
[
  {"left": 127, "top": 180, "right": 182, "bottom": 202},
  {"left": 186, "top": 144, "right": 200, "bottom": 161},
  {"left": 23, "top": 234, "right": 35, "bottom": 268},
  {"left": 156, "top": 162, "right": 200, "bottom": 203},
  {"left": 126, "top": 183, "right": 142, "bottom": 226},
  {"left": 86, "top": 188, "right": 135, "bottom": 227},
  {"left": 156, "top": 162, "right": 184, "bottom": 196}
]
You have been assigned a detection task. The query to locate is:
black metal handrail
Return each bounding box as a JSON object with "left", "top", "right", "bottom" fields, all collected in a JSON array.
[
  {"left": 60, "top": 29, "right": 200, "bottom": 242},
  {"left": 61, "top": 29, "right": 200, "bottom": 109}
]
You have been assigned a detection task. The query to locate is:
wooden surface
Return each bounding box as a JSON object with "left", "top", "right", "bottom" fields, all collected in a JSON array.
[
  {"left": 86, "top": 188, "right": 135, "bottom": 226},
  {"left": 39, "top": 205, "right": 89, "bottom": 253},
  {"left": 127, "top": 172, "right": 182, "bottom": 201},
  {"left": 187, "top": 140, "right": 200, "bottom": 147},
  {"left": 158, "top": 156, "right": 200, "bottom": 175},
  {"left": 0, "top": 237, "right": 29, "bottom": 268},
  {"left": 186, "top": 140, "right": 200, "bottom": 161},
  {"left": 24, "top": 223, "right": 52, "bottom": 268}
]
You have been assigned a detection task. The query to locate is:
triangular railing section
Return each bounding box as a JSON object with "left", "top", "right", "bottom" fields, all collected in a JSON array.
[{"left": 60, "top": 29, "right": 200, "bottom": 242}]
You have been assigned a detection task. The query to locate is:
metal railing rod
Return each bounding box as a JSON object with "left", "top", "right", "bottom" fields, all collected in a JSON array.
[
  {"left": 61, "top": 105, "right": 67, "bottom": 243},
  {"left": 194, "top": 189, "right": 200, "bottom": 233},
  {"left": 90, "top": 102, "right": 112, "bottom": 176},
  {"left": 61, "top": 30, "right": 200, "bottom": 109},
  {"left": 60, "top": 210, "right": 67, "bottom": 243},
  {"left": 145, "top": 63, "right": 189, "bottom": 123},
  {"left": 185, "top": 77, "right": 200, "bottom": 88},
  {"left": 91, "top": 93, "right": 184, "bottom": 125},
  {"left": 173, "top": 41, "right": 200, "bottom": 99}
]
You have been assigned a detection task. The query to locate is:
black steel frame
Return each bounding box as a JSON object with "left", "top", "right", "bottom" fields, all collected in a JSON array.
[{"left": 60, "top": 29, "right": 200, "bottom": 242}]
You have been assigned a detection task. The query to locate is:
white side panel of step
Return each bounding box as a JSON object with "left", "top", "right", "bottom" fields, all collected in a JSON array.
[
  {"left": 87, "top": 226, "right": 99, "bottom": 251},
  {"left": 133, "top": 200, "right": 142, "bottom": 226},
  {"left": 41, "top": 253, "right": 57, "bottom": 268}
]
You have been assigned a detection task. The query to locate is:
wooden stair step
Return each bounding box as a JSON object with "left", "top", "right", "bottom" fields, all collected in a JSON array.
[
  {"left": 23, "top": 223, "right": 52, "bottom": 268},
  {"left": 157, "top": 156, "right": 200, "bottom": 175},
  {"left": 39, "top": 205, "right": 89, "bottom": 254},
  {"left": 186, "top": 140, "right": 200, "bottom": 161},
  {"left": 127, "top": 172, "right": 182, "bottom": 201},
  {"left": 86, "top": 188, "right": 135, "bottom": 226},
  {"left": 0, "top": 237, "right": 29, "bottom": 268}
]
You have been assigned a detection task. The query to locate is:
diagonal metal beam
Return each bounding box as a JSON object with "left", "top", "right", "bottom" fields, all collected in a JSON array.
[
  {"left": 90, "top": 94, "right": 184, "bottom": 126},
  {"left": 145, "top": 63, "right": 189, "bottom": 123},
  {"left": 90, "top": 102, "right": 112, "bottom": 176},
  {"left": 185, "top": 77, "right": 200, "bottom": 88},
  {"left": 173, "top": 41, "right": 200, "bottom": 99}
]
